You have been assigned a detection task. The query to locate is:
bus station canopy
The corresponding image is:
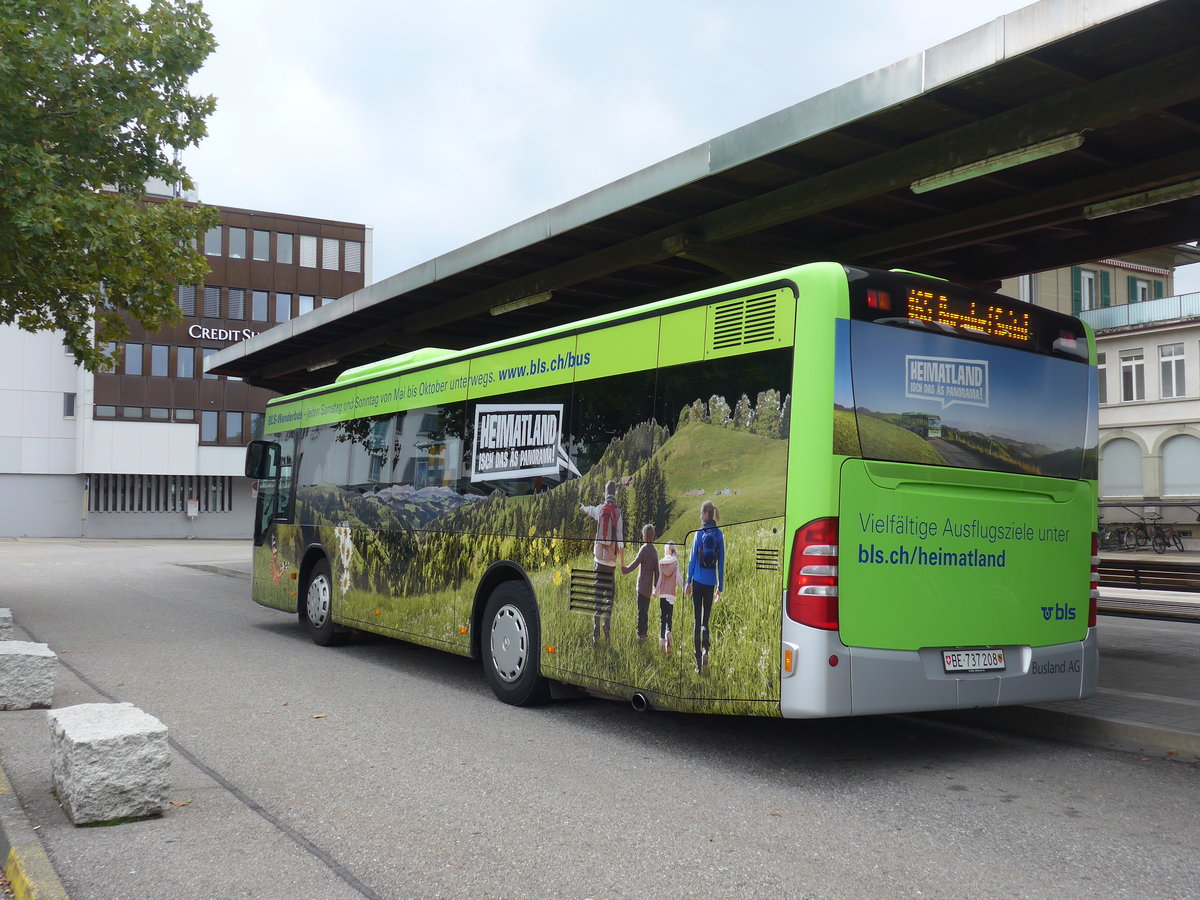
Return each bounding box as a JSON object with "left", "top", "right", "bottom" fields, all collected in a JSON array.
[{"left": 210, "top": 0, "right": 1200, "bottom": 393}]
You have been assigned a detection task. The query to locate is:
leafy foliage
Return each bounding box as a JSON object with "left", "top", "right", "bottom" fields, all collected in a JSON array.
[{"left": 0, "top": 0, "right": 219, "bottom": 369}]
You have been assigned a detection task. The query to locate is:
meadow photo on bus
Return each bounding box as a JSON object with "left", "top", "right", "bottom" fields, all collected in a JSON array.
[{"left": 247, "top": 263, "right": 1099, "bottom": 718}]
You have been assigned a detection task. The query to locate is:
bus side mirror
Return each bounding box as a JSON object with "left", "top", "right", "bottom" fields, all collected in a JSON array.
[{"left": 245, "top": 440, "right": 281, "bottom": 479}]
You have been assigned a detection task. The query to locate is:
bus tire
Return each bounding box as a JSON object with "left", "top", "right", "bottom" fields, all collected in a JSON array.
[
  {"left": 482, "top": 581, "right": 551, "bottom": 706},
  {"left": 301, "top": 558, "right": 347, "bottom": 646}
]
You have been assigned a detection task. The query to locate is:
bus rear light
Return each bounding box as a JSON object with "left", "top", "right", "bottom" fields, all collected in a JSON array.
[
  {"left": 1089, "top": 532, "right": 1099, "bottom": 627},
  {"left": 787, "top": 518, "right": 839, "bottom": 630}
]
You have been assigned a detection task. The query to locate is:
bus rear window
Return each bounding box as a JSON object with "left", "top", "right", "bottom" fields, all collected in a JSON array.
[{"left": 834, "top": 319, "right": 1097, "bottom": 481}]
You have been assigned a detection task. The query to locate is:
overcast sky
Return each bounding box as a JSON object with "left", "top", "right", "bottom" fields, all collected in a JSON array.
[{"left": 183, "top": 0, "right": 1200, "bottom": 293}]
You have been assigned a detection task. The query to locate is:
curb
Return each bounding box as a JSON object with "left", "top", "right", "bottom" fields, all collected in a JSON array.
[
  {"left": 0, "top": 763, "right": 69, "bottom": 900},
  {"left": 175, "top": 563, "right": 251, "bottom": 580},
  {"left": 943, "top": 706, "right": 1200, "bottom": 761}
]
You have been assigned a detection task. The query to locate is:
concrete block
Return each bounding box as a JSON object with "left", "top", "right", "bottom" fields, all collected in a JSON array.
[
  {"left": 0, "top": 640, "right": 56, "bottom": 710},
  {"left": 48, "top": 702, "right": 170, "bottom": 825},
  {"left": 0, "top": 607, "right": 12, "bottom": 639}
]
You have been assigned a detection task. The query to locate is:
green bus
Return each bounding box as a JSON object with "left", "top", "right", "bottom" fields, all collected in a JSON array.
[{"left": 246, "top": 263, "right": 1099, "bottom": 717}]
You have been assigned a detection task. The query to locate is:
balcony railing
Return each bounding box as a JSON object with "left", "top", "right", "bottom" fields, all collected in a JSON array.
[{"left": 1079, "top": 292, "right": 1200, "bottom": 332}]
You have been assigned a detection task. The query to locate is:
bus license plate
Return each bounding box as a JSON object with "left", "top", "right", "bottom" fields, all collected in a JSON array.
[{"left": 943, "top": 649, "right": 1005, "bottom": 673}]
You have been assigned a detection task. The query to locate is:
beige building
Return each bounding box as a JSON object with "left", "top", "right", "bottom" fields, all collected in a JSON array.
[{"left": 1001, "top": 246, "right": 1200, "bottom": 546}]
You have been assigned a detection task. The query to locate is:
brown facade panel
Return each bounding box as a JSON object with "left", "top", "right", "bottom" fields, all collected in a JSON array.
[
  {"left": 120, "top": 377, "right": 146, "bottom": 406},
  {"left": 198, "top": 380, "right": 225, "bottom": 409},
  {"left": 223, "top": 380, "right": 249, "bottom": 409},
  {"left": 146, "top": 379, "right": 172, "bottom": 406},
  {"left": 297, "top": 268, "right": 320, "bottom": 293},
  {"left": 174, "top": 380, "right": 198, "bottom": 408},
  {"left": 94, "top": 376, "right": 119, "bottom": 405}
]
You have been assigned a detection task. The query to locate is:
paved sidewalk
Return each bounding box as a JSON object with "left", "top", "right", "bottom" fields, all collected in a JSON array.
[{"left": 2, "top": 548, "right": 1197, "bottom": 898}]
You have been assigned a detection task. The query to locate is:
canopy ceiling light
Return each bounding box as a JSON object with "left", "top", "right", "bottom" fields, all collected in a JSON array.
[
  {"left": 1083, "top": 178, "right": 1200, "bottom": 220},
  {"left": 490, "top": 290, "right": 554, "bottom": 316},
  {"left": 910, "top": 133, "right": 1084, "bottom": 194}
]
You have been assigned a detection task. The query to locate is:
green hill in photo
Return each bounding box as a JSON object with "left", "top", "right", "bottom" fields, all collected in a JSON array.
[
  {"left": 845, "top": 410, "right": 945, "bottom": 465},
  {"left": 656, "top": 422, "right": 787, "bottom": 543}
]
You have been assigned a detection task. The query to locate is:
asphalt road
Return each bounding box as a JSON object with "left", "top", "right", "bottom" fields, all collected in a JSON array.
[{"left": 1, "top": 539, "right": 1198, "bottom": 899}]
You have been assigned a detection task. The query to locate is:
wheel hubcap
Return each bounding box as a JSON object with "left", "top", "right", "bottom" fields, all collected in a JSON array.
[
  {"left": 307, "top": 575, "right": 330, "bottom": 627},
  {"left": 490, "top": 603, "right": 528, "bottom": 683}
]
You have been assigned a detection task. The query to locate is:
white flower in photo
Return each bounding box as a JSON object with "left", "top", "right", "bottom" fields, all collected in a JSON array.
[{"left": 336, "top": 522, "right": 353, "bottom": 594}]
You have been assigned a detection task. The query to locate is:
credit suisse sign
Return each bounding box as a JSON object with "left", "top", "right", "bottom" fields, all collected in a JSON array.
[{"left": 187, "top": 325, "right": 259, "bottom": 344}]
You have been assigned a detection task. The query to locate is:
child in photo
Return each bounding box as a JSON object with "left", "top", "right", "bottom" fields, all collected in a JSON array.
[
  {"left": 621, "top": 523, "right": 659, "bottom": 643},
  {"left": 654, "top": 541, "right": 680, "bottom": 654}
]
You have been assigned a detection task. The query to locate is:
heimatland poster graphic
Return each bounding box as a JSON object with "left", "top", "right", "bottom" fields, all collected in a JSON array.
[
  {"left": 834, "top": 319, "right": 1094, "bottom": 479},
  {"left": 257, "top": 350, "right": 793, "bottom": 715}
]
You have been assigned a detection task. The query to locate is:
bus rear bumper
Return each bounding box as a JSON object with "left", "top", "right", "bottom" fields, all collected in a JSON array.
[{"left": 779, "top": 627, "right": 1098, "bottom": 718}]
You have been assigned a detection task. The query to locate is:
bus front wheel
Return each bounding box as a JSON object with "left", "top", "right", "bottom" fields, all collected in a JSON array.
[
  {"left": 301, "top": 559, "right": 347, "bottom": 646},
  {"left": 482, "top": 582, "right": 551, "bottom": 706}
]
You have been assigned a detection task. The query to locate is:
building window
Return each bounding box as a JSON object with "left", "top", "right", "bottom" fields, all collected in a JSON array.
[
  {"left": 203, "top": 285, "right": 221, "bottom": 318},
  {"left": 1099, "top": 438, "right": 1143, "bottom": 498},
  {"left": 204, "top": 226, "right": 222, "bottom": 256},
  {"left": 1080, "top": 270, "right": 1097, "bottom": 311},
  {"left": 345, "top": 241, "right": 362, "bottom": 274},
  {"left": 96, "top": 405, "right": 116, "bottom": 417},
  {"left": 150, "top": 344, "right": 169, "bottom": 377},
  {"left": 299, "top": 234, "right": 317, "bottom": 268},
  {"left": 298, "top": 294, "right": 314, "bottom": 315},
  {"left": 322, "top": 237, "right": 339, "bottom": 270},
  {"left": 1097, "top": 352, "right": 1107, "bottom": 405},
  {"left": 200, "top": 410, "right": 218, "bottom": 442},
  {"left": 1162, "top": 435, "right": 1200, "bottom": 496},
  {"left": 63, "top": 393, "right": 76, "bottom": 418},
  {"left": 1072, "top": 266, "right": 1109, "bottom": 314},
  {"left": 228, "top": 227, "right": 246, "bottom": 259},
  {"left": 253, "top": 229, "right": 270, "bottom": 261},
  {"left": 122, "top": 406, "right": 143, "bottom": 418},
  {"left": 178, "top": 285, "right": 197, "bottom": 317},
  {"left": 1017, "top": 274, "right": 1036, "bottom": 304},
  {"left": 175, "top": 409, "right": 194, "bottom": 421},
  {"left": 277, "top": 233, "right": 293, "bottom": 264},
  {"left": 251, "top": 290, "right": 269, "bottom": 321},
  {"left": 322, "top": 297, "right": 336, "bottom": 308},
  {"left": 202, "top": 348, "right": 218, "bottom": 379},
  {"left": 149, "top": 407, "right": 170, "bottom": 420},
  {"left": 274, "top": 292, "right": 292, "bottom": 323},
  {"left": 227, "top": 288, "right": 245, "bottom": 320},
  {"left": 226, "top": 411, "right": 244, "bottom": 443},
  {"left": 124, "top": 343, "right": 143, "bottom": 375},
  {"left": 249, "top": 412, "right": 264, "bottom": 439},
  {"left": 100, "top": 342, "right": 120, "bottom": 372},
  {"left": 177, "top": 346, "right": 194, "bottom": 378},
  {"left": 1120, "top": 350, "right": 1145, "bottom": 402},
  {"left": 1160, "top": 343, "right": 1185, "bottom": 399},
  {"left": 1131, "top": 278, "right": 1150, "bottom": 303}
]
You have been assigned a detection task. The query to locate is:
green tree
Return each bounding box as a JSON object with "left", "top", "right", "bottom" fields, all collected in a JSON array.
[
  {"left": 752, "top": 389, "right": 783, "bottom": 438},
  {"left": 708, "top": 394, "right": 731, "bottom": 428},
  {"left": 732, "top": 393, "right": 753, "bottom": 431},
  {"left": 0, "top": 0, "right": 219, "bottom": 371}
]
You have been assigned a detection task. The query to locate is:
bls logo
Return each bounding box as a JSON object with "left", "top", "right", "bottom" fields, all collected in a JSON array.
[{"left": 1041, "top": 604, "right": 1077, "bottom": 621}]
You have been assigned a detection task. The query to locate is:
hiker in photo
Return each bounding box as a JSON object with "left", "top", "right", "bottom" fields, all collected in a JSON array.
[
  {"left": 580, "top": 480, "right": 624, "bottom": 643},
  {"left": 621, "top": 523, "right": 659, "bottom": 643},
  {"left": 654, "top": 541, "right": 680, "bottom": 654},
  {"left": 684, "top": 500, "right": 724, "bottom": 674}
]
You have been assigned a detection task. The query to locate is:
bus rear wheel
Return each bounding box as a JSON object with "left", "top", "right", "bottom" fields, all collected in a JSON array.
[
  {"left": 301, "top": 559, "right": 348, "bottom": 646},
  {"left": 482, "top": 582, "right": 551, "bottom": 706}
]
